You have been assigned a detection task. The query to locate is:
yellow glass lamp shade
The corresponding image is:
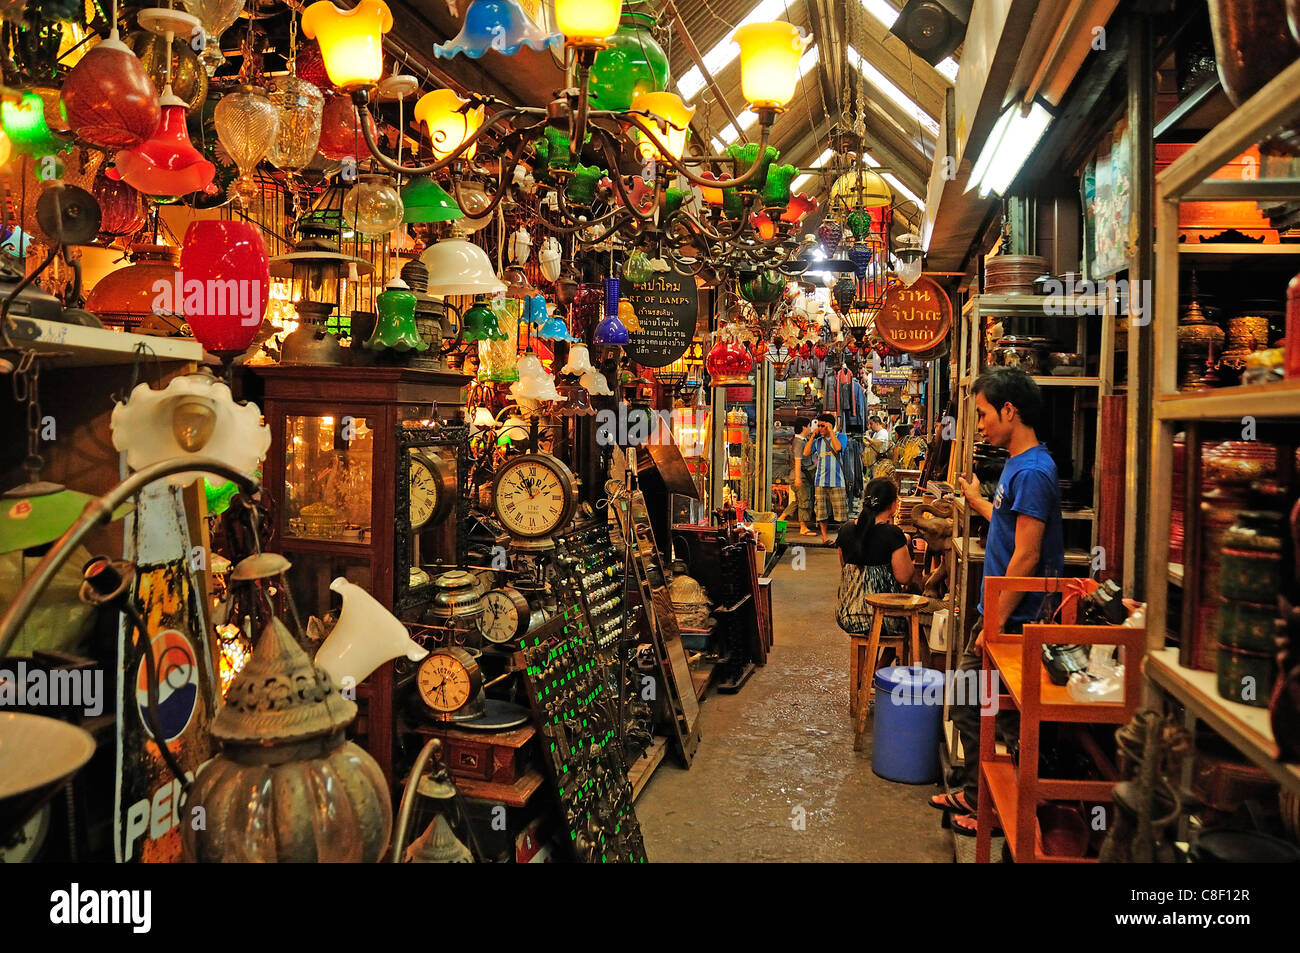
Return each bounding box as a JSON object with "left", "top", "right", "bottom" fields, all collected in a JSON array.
[
  {"left": 629, "top": 91, "right": 693, "bottom": 161},
  {"left": 413, "top": 89, "right": 483, "bottom": 161},
  {"left": 554, "top": 0, "right": 621, "bottom": 47},
  {"left": 0, "top": 128, "right": 10, "bottom": 167},
  {"left": 830, "top": 167, "right": 892, "bottom": 209},
  {"left": 300, "top": 0, "right": 393, "bottom": 90},
  {"left": 733, "top": 22, "right": 808, "bottom": 110}
]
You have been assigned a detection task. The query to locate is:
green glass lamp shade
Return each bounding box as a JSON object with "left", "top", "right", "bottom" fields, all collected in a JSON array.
[
  {"left": 622, "top": 249, "right": 655, "bottom": 284},
  {"left": 845, "top": 207, "right": 876, "bottom": 240},
  {"left": 761, "top": 162, "right": 799, "bottom": 212},
  {"left": 461, "top": 299, "right": 506, "bottom": 342},
  {"left": 740, "top": 269, "right": 784, "bottom": 305},
  {"left": 664, "top": 186, "right": 687, "bottom": 218},
  {"left": 204, "top": 478, "right": 240, "bottom": 517},
  {"left": 566, "top": 164, "right": 606, "bottom": 206},
  {"left": 366, "top": 279, "right": 427, "bottom": 351},
  {"left": 588, "top": 13, "right": 668, "bottom": 112},
  {"left": 722, "top": 143, "right": 778, "bottom": 218},
  {"left": 401, "top": 175, "right": 463, "bottom": 223},
  {"left": 2, "top": 92, "right": 72, "bottom": 158}
]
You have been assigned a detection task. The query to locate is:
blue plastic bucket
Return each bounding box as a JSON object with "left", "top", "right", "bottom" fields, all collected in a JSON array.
[{"left": 872, "top": 665, "right": 945, "bottom": 784}]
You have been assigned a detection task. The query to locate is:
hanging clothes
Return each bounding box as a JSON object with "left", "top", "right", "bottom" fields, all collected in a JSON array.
[{"left": 840, "top": 435, "right": 864, "bottom": 503}]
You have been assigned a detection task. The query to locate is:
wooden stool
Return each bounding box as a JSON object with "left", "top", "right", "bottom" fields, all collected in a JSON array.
[{"left": 849, "top": 593, "right": 927, "bottom": 752}]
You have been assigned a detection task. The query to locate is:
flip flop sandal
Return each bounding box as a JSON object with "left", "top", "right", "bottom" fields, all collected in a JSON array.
[
  {"left": 929, "top": 792, "right": 973, "bottom": 814},
  {"left": 952, "top": 813, "right": 1001, "bottom": 838}
]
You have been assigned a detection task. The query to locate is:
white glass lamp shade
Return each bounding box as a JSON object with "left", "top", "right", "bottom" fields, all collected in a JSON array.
[
  {"left": 420, "top": 238, "right": 505, "bottom": 296},
  {"left": 315, "top": 576, "right": 428, "bottom": 688},
  {"left": 510, "top": 351, "right": 560, "bottom": 402},
  {"left": 539, "top": 236, "right": 562, "bottom": 282},
  {"left": 509, "top": 225, "right": 532, "bottom": 264},
  {"left": 580, "top": 368, "right": 612, "bottom": 396},
  {"left": 110, "top": 373, "right": 270, "bottom": 487},
  {"left": 560, "top": 343, "right": 594, "bottom": 376}
]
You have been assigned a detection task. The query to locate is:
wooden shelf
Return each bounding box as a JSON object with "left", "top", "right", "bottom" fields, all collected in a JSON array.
[
  {"left": 5, "top": 316, "right": 203, "bottom": 366},
  {"left": 1168, "top": 563, "right": 1184, "bottom": 587},
  {"left": 1155, "top": 379, "right": 1300, "bottom": 420},
  {"left": 987, "top": 641, "right": 1133, "bottom": 723},
  {"left": 1145, "top": 647, "right": 1300, "bottom": 795},
  {"left": 971, "top": 293, "right": 1103, "bottom": 315},
  {"left": 1032, "top": 376, "right": 1102, "bottom": 387},
  {"left": 1178, "top": 243, "right": 1300, "bottom": 256},
  {"left": 1061, "top": 508, "right": 1096, "bottom": 521}
]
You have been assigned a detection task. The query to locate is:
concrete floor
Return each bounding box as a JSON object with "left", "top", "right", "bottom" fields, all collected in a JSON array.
[{"left": 637, "top": 544, "right": 953, "bottom": 862}]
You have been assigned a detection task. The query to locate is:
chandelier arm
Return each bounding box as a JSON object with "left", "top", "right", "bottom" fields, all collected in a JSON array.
[
  {"left": 589, "top": 129, "right": 657, "bottom": 226},
  {"left": 663, "top": 208, "right": 722, "bottom": 244},
  {"left": 448, "top": 137, "right": 529, "bottom": 222},
  {"left": 354, "top": 95, "right": 542, "bottom": 177},
  {"left": 629, "top": 112, "right": 774, "bottom": 190},
  {"left": 536, "top": 201, "right": 628, "bottom": 235},
  {"left": 572, "top": 210, "right": 642, "bottom": 247}
]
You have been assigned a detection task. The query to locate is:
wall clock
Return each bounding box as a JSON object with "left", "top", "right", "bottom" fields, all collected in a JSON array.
[
  {"left": 490, "top": 453, "right": 578, "bottom": 541},
  {"left": 409, "top": 449, "right": 456, "bottom": 530}
]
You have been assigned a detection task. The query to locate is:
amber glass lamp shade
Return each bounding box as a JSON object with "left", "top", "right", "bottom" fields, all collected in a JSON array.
[
  {"left": 555, "top": 0, "right": 621, "bottom": 47},
  {"left": 301, "top": 0, "right": 393, "bottom": 89},
  {"left": 214, "top": 85, "right": 279, "bottom": 207},
  {"left": 61, "top": 31, "right": 161, "bottom": 149},
  {"left": 86, "top": 244, "right": 181, "bottom": 330},
  {"left": 317, "top": 93, "right": 378, "bottom": 161},
  {"left": 734, "top": 22, "right": 808, "bottom": 110},
  {"left": 179, "top": 220, "right": 270, "bottom": 356},
  {"left": 413, "top": 89, "right": 483, "bottom": 161},
  {"left": 267, "top": 75, "right": 324, "bottom": 171},
  {"left": 629, "top": 91, "right": 693, "bottom": 161},
  {"left": 93, "top": 172, "right": 146, "bottom": 238},
  {"left": 107, "top": 92, "right": 215, "bottom": 197}
]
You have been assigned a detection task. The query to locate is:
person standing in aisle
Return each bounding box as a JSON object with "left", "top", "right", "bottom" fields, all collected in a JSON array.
[
  {"left": 791, "top": 417, "right": 816, "bottom": 536},
  {"left": 931, "top": 367, "right": 1064, "bottom": 835},
  {"left": 802, "top": 412, "right": 848, "bottom": 545},
  {"left": 870, "top": 415, "right": 892, "bottom": 451}
]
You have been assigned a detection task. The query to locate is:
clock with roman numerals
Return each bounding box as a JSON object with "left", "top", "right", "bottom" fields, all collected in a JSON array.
[{"left": 490, "top": 452, "right": 578, "bottom": 541}]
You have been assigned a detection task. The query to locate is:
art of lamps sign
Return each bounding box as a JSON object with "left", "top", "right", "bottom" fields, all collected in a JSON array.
[{"left": 874, "top": 276, "right": 952, "bottom": 353}]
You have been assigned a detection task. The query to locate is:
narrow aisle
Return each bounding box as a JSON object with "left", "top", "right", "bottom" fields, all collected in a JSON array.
[{"left": 637, "top": 545, "right": 952, "bottom": 862}]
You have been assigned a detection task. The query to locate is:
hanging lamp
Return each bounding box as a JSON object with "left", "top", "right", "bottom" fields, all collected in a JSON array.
[{"left": 214, "top": 85, "right": 280, "bottom": 207}]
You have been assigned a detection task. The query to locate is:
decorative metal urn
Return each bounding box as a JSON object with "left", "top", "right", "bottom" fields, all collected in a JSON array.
[{"left": 182, "top": 615, "right": 393, "bottom": 862}]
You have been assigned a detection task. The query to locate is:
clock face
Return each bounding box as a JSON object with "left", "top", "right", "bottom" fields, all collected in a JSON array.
[
  {"left": 409, "top": 451, "right": 453, "bottom": 529},
  {"left": 416, "top": 650, "right": 477, "bottom": 712},
  {"left": 481, "top": 588, "right": 528, "bottom": 644},
  {"left": 493, "top": 455, "right": 575, "bottom": 539}
]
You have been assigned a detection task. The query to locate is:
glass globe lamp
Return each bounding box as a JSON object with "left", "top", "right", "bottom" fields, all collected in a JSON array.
[{"left": 343, "top": 174, "right": 404, "bottom": 237}]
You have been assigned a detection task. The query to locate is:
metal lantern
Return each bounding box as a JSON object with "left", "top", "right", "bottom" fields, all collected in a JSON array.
[
  {"left": 267, "top": 74, "right": 324, "bottom": 171},
  {"left": 214, "top": 85, "right": 280, "bottom": 207},
  {"left": 182, "top": 615, "right": 393, "bottom": 862}
]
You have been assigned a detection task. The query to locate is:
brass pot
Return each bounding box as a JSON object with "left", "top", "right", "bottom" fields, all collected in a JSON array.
[{"left": 1209, "top": 0, "right": 1300, "bottom": 106}]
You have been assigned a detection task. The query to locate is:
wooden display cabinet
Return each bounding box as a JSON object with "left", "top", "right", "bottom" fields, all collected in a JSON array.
[{"left": 249, "top": 364, "right": 468, "bottom": 787}]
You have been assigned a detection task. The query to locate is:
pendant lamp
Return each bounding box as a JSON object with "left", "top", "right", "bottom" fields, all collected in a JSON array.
[
  {"left": 266, "top": 74, "right": 323, "bottom": 171},
  {"left": 179, "top": 220, "right": 270, "bottom": 361},
  {"left": 1, "top": 91, "right": 72, "bottom": 158},
  {"left": 460, "top": 297, "right": 505, "bottom": 343},
  {"left": 108, "top": 86, "right": 214, "bottom": 197},
  {"left": 413, "top": 89, "right": 483, "bottom": 161},
  {"left": 592, "top": 277, "right": 629, "bottom": 346},
  {"left": 706, "top": 323, "right": 754, "bottom": 386},
  {"left": 419, "top": 227, "right": 505, "bottom": 296},
  {"left": 214, "top": 85, "right": 279, "bottom": 207},
  {"left": 182, "top": 0, "right": 243, "bottom": 74},
  {"left": 60, "top": 25, "right": 161, "bottom": 149},
  {"left": 343, "top": 174, "right": 404, "bottom": 237},
  {"left": 301, "top": 0, "right": 393, "bottom": 89},
  {"left": 401, "top": 176, "right": 462, "bottom": 223},
  {"left": 316, "top": 92, "right": 378, "bottom": 161},
  {"left": 365, "top": 277, "right": 427, "bottom": 351},
  {"left": 92, "top": 172, "right": 146, "bottom": 238},
  {"left": 433, "top": 0, "right": 561, "bottom": 59}
]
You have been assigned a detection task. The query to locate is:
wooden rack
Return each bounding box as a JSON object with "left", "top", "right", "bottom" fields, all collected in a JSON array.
[{"left": 1143, "top": 56, "right": 1300, "bottom": 798}]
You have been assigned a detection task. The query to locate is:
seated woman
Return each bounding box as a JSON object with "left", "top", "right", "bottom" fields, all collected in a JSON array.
[{"left": 835, "top": 478, "right": 915, "bottom": 638}]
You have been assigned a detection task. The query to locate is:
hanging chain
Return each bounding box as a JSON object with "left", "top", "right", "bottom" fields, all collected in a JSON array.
[
  {"left": 10, "top": 349, "right": 44, "bottom": 479},
  {"left": 288, "top": 8, "right": 298, "bottom": 74}
]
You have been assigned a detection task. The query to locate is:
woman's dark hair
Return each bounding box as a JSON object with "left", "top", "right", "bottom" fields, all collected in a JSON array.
[
  {"left": 857, "top": 477, "right": 898, "bottom": 525},
  {"left": 973, "top": 366, "right": 1043, "bottom": 428}
]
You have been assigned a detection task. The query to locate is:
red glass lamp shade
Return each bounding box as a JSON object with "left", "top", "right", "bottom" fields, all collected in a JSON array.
[
  {"left": 317, "top": 93, "right": 378, "bottom": 161},
  {"left": 179, "top": 220, "right": 270, "bottom": 356},
  {"left": 706, "top": 334, "right": 754, "bottom": 387},
  {"left": 61, "top": 33, "right": 161, "bottom": 149},
  {"left": 93, "top": 172, "right": 146, "bottom": 238},
  {"left": 107, "top": 96, "right": 214, "bottom": 198}
]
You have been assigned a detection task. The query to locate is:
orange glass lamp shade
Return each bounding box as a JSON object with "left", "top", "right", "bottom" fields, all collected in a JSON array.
[
  {"left": 106, "top": 92, "right": 214, "bottom": 197},
  {"left": 629, "top": 91, "right": 693, "bottom": 161},
  {"left": 699, "top": 171, "right": 730, "bottom": 205},
  {"left": 85, "top": 244, "right": 180, "bottom": 330},
  {"left": 413, "top": 89, "right": 483, "bottom": 161},
  {"left": 749, "top": 211, "right": 776, "bottom": 241},
  {"left": 734, "top": 22, "right": 808, "bottom": 111},
  {"left": 706, "top": 325, "right": 754, "bottom": 387},
  {"left": 60, "top": 30, "right": 161, "bottom": 150},
  {"left": 300, "top": 0, "right": 393, "bottom": 89},
  {"left": 0, "top": 129, "right": 10, "bottom": 167},
  {"left": 554, "top": 0, "right": 621, "bottom": 47}
]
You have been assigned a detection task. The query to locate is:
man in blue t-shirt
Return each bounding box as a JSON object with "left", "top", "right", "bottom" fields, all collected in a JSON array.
[
  {"left": 802, "top": 412, "right": 848, "bottom": 544},
  {"left": 929, "top": 367, "right": 1064, "bottom": 835}
]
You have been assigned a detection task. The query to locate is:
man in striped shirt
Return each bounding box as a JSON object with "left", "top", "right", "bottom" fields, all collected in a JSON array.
[{"left": 802, "top": 412, "right": 848, "bottom": 544}]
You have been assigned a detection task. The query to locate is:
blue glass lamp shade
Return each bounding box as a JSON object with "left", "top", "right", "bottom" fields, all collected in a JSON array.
[
  {"left": 537, "top": 312, "right": 578, "bottom": 342},
  {"left": 848, "top": 243, "right": 874, "bottom": 279},
  {"left": 593, "top": 275, "right": 629, "bottom": 344},
  {"left": 433, "top": 0, "right": 562, "bottom": 59},
  {"left": 525, "top": 294, "right": 548, "bottom": 326}
]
